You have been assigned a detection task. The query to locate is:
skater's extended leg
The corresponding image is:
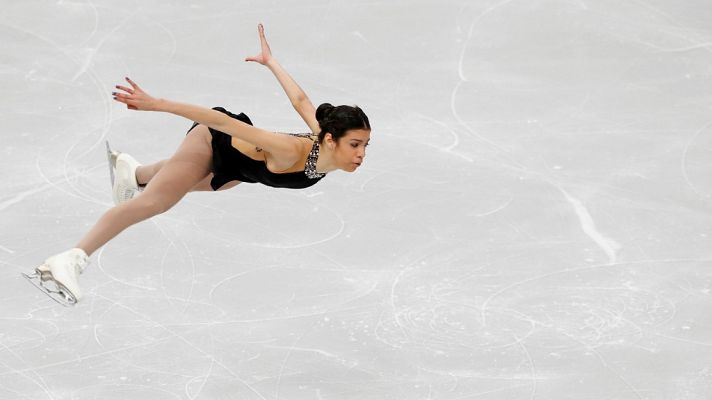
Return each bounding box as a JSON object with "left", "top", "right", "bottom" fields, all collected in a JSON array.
[
  {"left": 77, "top": 125, "right": 214, "bottom": 255},
  {"left": 27, "top": 126, "right": 215, "bottom": 304}
]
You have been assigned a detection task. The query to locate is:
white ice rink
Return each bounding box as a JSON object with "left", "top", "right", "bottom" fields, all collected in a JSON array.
[{"left": 2, "top": 1, "right": 712, "bottom": 399}]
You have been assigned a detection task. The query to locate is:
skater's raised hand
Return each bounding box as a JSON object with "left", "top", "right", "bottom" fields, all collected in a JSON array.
[
  {"left": 112, "top": 77, "right": 159, "bottom": 111},
  {"left": 245, "top": 23, "right": 273, "bottom": 66}
]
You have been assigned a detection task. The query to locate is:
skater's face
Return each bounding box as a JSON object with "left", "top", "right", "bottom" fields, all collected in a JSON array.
[{"left": 325, "top": 129, "right": 371, "bottom": 172}]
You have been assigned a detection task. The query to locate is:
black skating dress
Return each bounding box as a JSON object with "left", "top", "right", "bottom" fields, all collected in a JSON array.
[{"left": 188, "top": 107, "right": 326, "bottom": 190}]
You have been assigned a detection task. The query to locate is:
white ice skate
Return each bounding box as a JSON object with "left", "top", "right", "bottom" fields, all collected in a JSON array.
[
  {"left": 22, "top": 248, "right": 89, "bottom": 306},
  {"left": 106, "top": 141, "right": 142, "bottom": 205}
]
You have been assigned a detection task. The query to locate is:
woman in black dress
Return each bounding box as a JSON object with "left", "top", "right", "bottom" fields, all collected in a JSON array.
[{"left": 25, "top": 24, "right": 371, "bottom": 306}]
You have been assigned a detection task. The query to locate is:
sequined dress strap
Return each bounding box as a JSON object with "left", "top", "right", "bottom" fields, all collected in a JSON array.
[{"left": 277, "top": 132, "right": 325, "bottom": 179}]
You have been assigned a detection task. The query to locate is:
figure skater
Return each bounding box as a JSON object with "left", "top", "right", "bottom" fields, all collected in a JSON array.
[{"left": 24, "top": 24, "right": 371, "bottom": 305}]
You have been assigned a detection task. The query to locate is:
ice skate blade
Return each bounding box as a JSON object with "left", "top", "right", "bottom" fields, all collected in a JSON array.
[
  {"left": 22, "top": 271, "right": 77, "bottom": 307},
  {"left": 106, "top": 140, "right": 119, "bottom": 187}
]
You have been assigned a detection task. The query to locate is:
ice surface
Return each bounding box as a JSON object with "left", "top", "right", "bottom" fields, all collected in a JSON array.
[{"left": 1, "top": 0, "right": 712, "bottom": 399}]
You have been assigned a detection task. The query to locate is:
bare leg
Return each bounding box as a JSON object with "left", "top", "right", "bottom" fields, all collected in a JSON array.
[
  {"left": 76, "top": 125, "right": 214, "bottom": 256},
  {"left": 137, "top": 158, "right": 240, "bottom": 191},
  {"left": 136, "top": 160, "right": 168, "bottom": 185},
  {"left": 190, "top": 175, "right": 240, "bottom": 192}
]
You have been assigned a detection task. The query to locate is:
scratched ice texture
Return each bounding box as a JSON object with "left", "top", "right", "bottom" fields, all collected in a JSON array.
[{"left": 1, "top": 0, "right": 712, "bottom": 399}]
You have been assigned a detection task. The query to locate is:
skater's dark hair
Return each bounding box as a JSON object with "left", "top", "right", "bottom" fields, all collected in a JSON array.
[{"left": 315, "top": 103, "right": 370, "bottom": 143}]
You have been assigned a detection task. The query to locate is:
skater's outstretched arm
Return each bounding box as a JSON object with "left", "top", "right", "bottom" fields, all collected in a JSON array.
[
  {"left": 112, "top": 78, "right": 302, "bottom": 164},
  {"left": 245, "top": 23, "right": 319, "bottom": 135}
]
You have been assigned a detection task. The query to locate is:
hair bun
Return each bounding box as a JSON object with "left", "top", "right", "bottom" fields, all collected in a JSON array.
[
  {"left": 313, "top": 103, "right": 371, "bottom": 144},
  {"left": 315, "top": 103, "right": 335, "bottom": 123}
]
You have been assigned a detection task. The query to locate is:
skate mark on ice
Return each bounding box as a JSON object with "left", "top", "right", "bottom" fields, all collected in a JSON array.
[
  {"left": 681, "top": 122, "right": 712, "bottom": 200},
  {"left": 558, "top": 187, "right": 620, "bottom": 265}
]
